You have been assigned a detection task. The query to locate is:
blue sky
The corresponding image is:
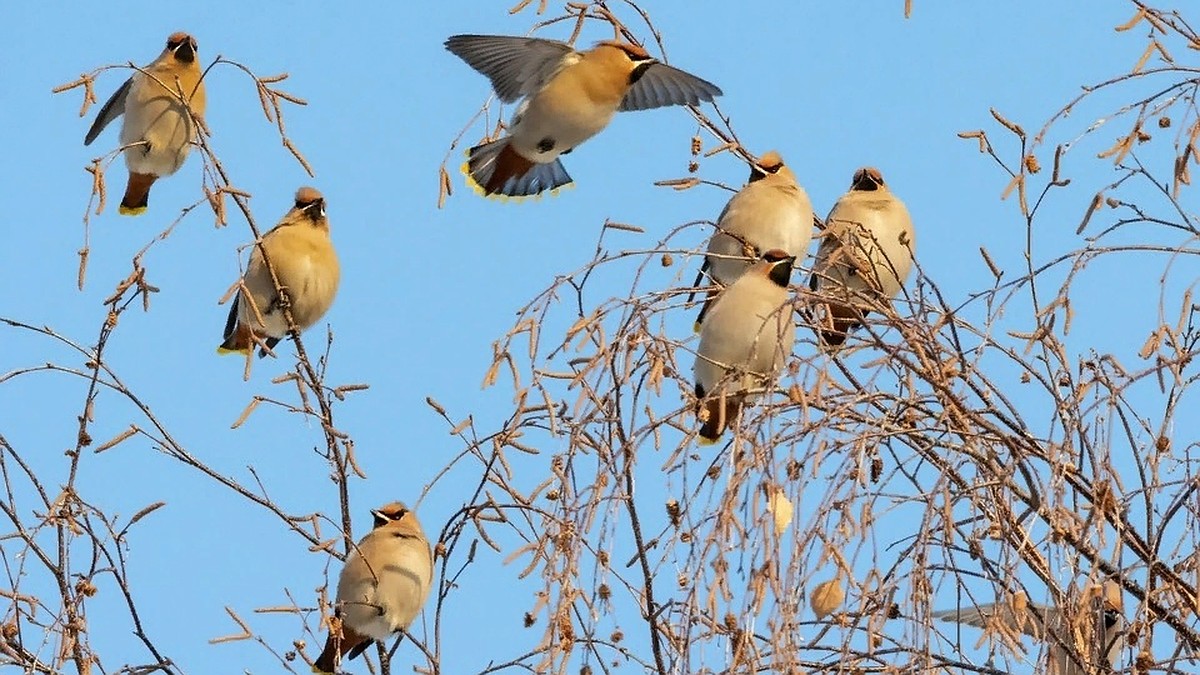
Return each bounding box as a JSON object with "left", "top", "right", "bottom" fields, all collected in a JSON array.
[{"left": 2, "top": 2, "right": 1195, "bottom": 673}]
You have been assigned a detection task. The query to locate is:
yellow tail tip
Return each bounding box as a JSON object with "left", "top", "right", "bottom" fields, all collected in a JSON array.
[
  {"left": 216, "top": 346, "right": 251, "bottom": 356},
  {"left": 461, "top": 160, "right": 490, "bottom": 197},
  {"left": 311, "top": 666, "right": 331, "bottom": 675},
  {"left": 697, "top": 435, "right": 719, "bottom": 446},
  {"left": 118, "top": 204, "right": 148, "bottom": 216},
  {"left": 692, "top": 321, "right": 702, "bottom": 334}
]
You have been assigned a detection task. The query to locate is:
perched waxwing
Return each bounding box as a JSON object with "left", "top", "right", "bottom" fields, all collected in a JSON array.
[
  {"left": 218, "top": 187, "right": 340, "bottom": 358},
  {"left": 313, "top": 503, "right": 434, "bottom": 674},
  {"left": 934, "top": 581, "right": 1125, "bottom": 675},
  {"left": 445, "top": 34, "right": 722, "bottom": 199},
  {"left": 84, "top": 32, "right": 206, "bottom": 216},
  {"left": 808, "top": 167, "right": 914, "bottom": 347},
  {"left": 692, "top": 151, "right": 813, "bottom": 329},
  {"left": 693, "top": 249, "right": 796, "bottom": 443}
]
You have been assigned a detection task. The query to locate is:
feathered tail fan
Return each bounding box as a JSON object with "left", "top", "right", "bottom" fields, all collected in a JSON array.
[
  {"left": 312, "top": 621, "right": 372, "bottom": 674},
  {"left": 696, "top": 384, "right": 744, "bottom": 444},
  {"left": 463, "top": 139, "right": 572, "bottom": 199},
  {"left": 119, "top": 172, "right": 157, "bottom": 216},
  {"left": 216, "top": 298, "right": 280, "bottom": 358},
  {"left": 816, "top": 303, "right": 867, "bottom": 348}
]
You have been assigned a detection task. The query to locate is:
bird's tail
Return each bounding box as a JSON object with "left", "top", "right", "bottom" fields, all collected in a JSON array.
[
  {"left": 463, "top": 139, "right": 572, "bottom": 199},
  {"left": 119, "top": 172, "right": 157, "bottom": 216},
  {"left": 697, "top": 392, "right": 743, "bottom": 444},
  {"left": 216, "top": 329, "right": 279, "bottom": 359},
  {"left": 312, "top": 623, "right": 371, "bottom": 674},
  {"left": 816, "top": 303, "right": 866, "bottom": 348},
  {"left": 217, "top": 300, "right": 253, "bottom": 355}
]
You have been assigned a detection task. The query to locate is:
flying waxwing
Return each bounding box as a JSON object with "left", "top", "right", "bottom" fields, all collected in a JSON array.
[
  {"left": 934, "top": 581, "right": 1125, "bottom": 675},
  {"left": 693, "top": 249, "right": 796, "bottom": 443},
  {"left": 218, "top": 187, "right": 340, "bottom": 358},
  {"left": 445, "top": 33, "right": 722, "bottom": 199},
  {"left": 84, "top": 32, "right": 206, "bottom": 216},
  {"left": 313, "top": 503, "right": 434, "bottom": 674},
  {"left": 692, "top": 151, "right": 813, "bottom": 329},
  {"left": 808, "top": 167, "right": 914, "bottom": 347}
]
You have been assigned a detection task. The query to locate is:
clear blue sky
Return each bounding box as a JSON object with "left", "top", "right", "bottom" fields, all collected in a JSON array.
[{"left": 1, "top": 2, "right": 1190, "bottom": 673}]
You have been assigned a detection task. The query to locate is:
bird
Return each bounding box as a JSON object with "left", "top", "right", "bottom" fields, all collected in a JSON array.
[
  {"left": 933, "top": 581, "right": 1125, "bottom": 675},
  {"left": 692, "top": 150, "right": 813, "bottom": 330},
  {"left": 84, "top": 32, "right": 207, "bottom": 216},
  {"left": 693, "top": 249, "right": 796, "bottom": 443},
  {"left": 313, "top": 502, "right": 434, "bottom": 674},
  {"left": 218, "top": 187, "right": 340, "bottom": 358},
  {"left": 808, "top": 167, "right": 914, "bottom": 347},
  {"left": 444, "top": 33, "right": 722, "bottom": 199}
]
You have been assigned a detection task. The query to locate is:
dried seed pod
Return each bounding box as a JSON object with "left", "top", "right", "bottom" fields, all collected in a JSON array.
[{"left": 665, "top": 498, "right": 682, "bottom": 527}]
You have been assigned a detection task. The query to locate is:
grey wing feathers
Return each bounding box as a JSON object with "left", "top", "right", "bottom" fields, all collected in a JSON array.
[
  {"left": 933, "top": 604, "right": 1051, "bottom": 639},
  {"left": 620, "top": 62, "right": 722, "bottom": 112},
  {"left": 84, "top": 77, "right": 133, "bottom": 146},
  {"left": 222, "top": 295, "right": 241, "bottom": 343},
  {"left": 444, "top": 34, "right": 574, "bottom": 103}
]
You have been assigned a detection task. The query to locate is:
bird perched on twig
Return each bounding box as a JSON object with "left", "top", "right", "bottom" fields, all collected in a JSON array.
[
  {"left": 218, "top": 187, "right": 340, "bottom": 358},
  {"left": 692, "top": 150, "right": 813, "bottom": 330},
  {"left": 84, "top": 32, "right": 206, "bottom": 216},
  {"left": 693, "top": 249, "right": 796, "bottom": 443},
  {"left": 445, "top": 33, "right": 722, "bottom": 199},
  {"left": 313, "top": 502, "right": 434, "bottom": 674},
  {"left": 808, "top": 167, "right": 914, "bottom": 347},
  {"left": 933, "top": 581, "right": 1125, "bottom": 675}
]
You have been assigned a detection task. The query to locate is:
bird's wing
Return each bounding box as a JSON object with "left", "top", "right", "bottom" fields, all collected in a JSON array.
[
  {"left": 620, "top": 62, "right": 722, "bottom": 112},
  {"left": 445, "top": 35, "right": 575, "bottom": 103},
  {"left": 934, "top": 603, "right": 1053, "bottom": 640},
  {"left": 84, "top": 77, "right": 133, "bottom": 146}
]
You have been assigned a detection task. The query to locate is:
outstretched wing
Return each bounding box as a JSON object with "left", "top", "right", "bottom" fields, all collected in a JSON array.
[
  {"left": 933, "top": 602, "right": 1053, "bottom": 640},
  {"left": 445, "top": 34, "right": 575, "bottom": 103},
  {"left": 84, "top": 77, "right": 133, "bottom": 146},
  {"left": 620, "top": 62, "right": 722, "bottom": 112}
]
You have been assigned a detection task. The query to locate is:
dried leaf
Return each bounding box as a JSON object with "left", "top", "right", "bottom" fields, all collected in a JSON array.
[
  {"left": 768, "top": 490, "right": 793, "bottom": 536},
  {"left": 811, "top": 578, "right": 845, "bottom": 619}
]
